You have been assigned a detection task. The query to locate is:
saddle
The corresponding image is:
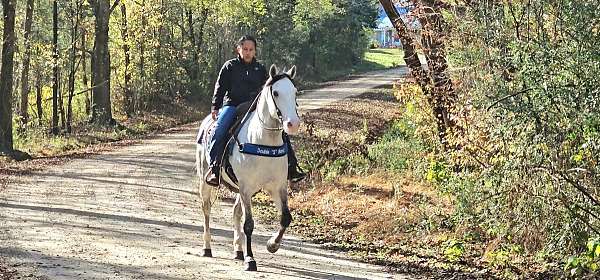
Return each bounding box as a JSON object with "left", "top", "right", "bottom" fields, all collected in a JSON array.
[
  {"left": 196, "top": 100, "right": 257, "bottom": 185},
  {"left": 221, "top": 101, "right": 255, "bottom": 184}
]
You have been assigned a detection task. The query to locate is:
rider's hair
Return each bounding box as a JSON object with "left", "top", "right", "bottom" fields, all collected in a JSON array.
[{"left": 236, "top": 35, "right": 257, "bottom": 49}]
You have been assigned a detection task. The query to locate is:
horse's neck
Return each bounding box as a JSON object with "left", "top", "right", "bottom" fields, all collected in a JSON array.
[{"left": 239, "top": 92, "right": 283, "bottom": 146}]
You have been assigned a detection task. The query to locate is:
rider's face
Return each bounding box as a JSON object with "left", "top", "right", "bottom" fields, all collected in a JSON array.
[{"left": 237, "top": 40, "right": 256, "bottom": 64}]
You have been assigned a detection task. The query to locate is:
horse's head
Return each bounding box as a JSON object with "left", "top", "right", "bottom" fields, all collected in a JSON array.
[{"left": 264, "top": 64, "right": 301, "bottom": 135}]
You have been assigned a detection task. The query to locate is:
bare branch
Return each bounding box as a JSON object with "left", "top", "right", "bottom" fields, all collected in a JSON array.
[{"left": 109, "top": 0, "right": 120, "bottom": 14}]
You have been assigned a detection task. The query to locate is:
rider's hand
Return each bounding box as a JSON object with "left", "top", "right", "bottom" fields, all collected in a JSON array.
[{"left": 211, "top": 110, "right": 218, "bottom": 120}]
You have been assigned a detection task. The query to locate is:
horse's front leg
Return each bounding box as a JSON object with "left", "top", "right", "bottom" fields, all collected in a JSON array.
[
  {"left": 267, "top": 185, "right": 292, "bottom": 253},
  {"left": 232, "top": 194, "right": 244, "bottom": 260},
  {"left": 239, "top": 189, "right": 257, "bottom": 271}
]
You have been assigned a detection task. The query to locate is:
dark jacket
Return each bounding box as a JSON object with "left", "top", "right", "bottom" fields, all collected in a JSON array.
[{"left": 211, "top": 56, "right": 268, "bottom": 111}]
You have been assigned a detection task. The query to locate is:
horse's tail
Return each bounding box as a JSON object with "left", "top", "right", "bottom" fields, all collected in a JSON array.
[{"left": 195, "top": 115, "right": 214, "bottom": 180}]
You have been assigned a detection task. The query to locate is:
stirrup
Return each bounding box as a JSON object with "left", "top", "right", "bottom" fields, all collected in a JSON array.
[
  {"left": 205, "top": 170, "right": 220, "bottom": 186},
  {"left": 289, "top": 167, "right": 306, "bottom": 183}
]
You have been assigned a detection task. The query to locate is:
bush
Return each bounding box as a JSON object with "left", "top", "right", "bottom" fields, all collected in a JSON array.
[{"left": 441, "top": 0, "right": 600, "bottom": 256}]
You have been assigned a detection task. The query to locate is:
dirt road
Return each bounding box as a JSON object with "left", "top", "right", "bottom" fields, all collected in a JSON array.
[{"left": 0, "top": 68, "right": 412, "bottom": 280}]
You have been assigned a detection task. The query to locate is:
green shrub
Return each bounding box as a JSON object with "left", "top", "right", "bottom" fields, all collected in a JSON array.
[
  {"left": 443, "top": 239, "right": 465, "bottom": 263},
  {"left": 564, "top": 237, "right": 600, "bottom": 277},
  {"left": 368, "top": 118, "right": 428, "bottom": 174}
]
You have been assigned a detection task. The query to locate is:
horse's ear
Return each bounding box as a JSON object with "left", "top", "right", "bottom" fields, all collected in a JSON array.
[
  {"left": 286, "top": 65, "right": 297, "bottom": 79},
  {"left": 269, "top": 64, "right": 278, "bottom": 78}
]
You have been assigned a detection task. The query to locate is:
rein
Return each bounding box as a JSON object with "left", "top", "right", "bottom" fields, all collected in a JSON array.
[
  {"left": 232, "top": 73, "right": 295, "bottom": 150},
  {"left": 257, "top": 85, "right": 284, "bottom": 131},
  {"left": 256, "top": 73, "right": 294, "bottom": 131}
]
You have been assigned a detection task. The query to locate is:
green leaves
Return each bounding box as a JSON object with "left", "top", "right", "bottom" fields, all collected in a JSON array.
[
  {"left": 443, "top": 239, "right": 465, "bottom": 263},
  {"left": 564, "top": 238, "right": 600, "bottom": 276}
]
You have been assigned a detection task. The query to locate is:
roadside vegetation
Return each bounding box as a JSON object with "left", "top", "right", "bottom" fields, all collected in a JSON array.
[
  {"left": 3, "top": 46, "right": 399, "bottom": 162},
  {"left": 253, "top": 82, "right": 563, "bottom": 279},
  {"left": 2, "top": 0, "right": 598, "bottom": 279},
  {"left": 0, "top": 0, "right": 379, "bottom": 160},
  {"left": 353, "top": 48, "right": 405, "bottom": 73},
  {"left": 258, "top": 1, "right": 600, "bottom": 279}
]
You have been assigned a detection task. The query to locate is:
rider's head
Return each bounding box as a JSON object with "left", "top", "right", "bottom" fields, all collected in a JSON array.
[{"left": 236, "top": 35, "right": 257, "bottom": 64}]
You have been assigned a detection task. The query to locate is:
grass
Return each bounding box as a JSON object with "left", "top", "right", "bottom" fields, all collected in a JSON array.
[
  {"left": 10, "top": 98, "right": 207, "bottom": 159},
  {"left": 352, "top": 48, "right": 405, "bottom": 73},
  {"left": 281, "top": 88, "right": 477, "bottom": 277},
  {"left": 249, "top": 84, "right": 564, "bottom": 279},
  {"left": 7, "top": 47, "right": 403, "bottom": 159},
  {"left": 300, "top": 48, "right": 405, "bottom": 87}
]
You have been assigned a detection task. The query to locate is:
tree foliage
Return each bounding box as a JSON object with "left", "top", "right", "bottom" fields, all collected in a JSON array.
[
  {"left": 0, "top": 0, "right": 377, "bottom": 142},
  {"left": 440, "top": 0, "right": 600, "bottom": 254}
]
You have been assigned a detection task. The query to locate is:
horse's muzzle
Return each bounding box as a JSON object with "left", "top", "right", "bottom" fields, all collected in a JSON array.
[{"left": 284, "top": 118, "right": 301, "bottom": 135}]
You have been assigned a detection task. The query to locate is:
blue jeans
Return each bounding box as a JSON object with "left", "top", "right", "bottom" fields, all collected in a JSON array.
[{"left": 208, "top": 106, "right": 237, "bottom": 171}]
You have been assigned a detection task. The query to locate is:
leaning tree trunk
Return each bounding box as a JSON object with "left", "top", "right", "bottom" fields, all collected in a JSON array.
[
  {"left": 379, "top": 0, "right": 456, "bottom": 148},
  {"left": 19, "top": 0, "right": 35, "bottom": 128},
  {"left": 0, "top": 0, "right": 17, "bottom": 153},
  {"left": 416, "top": 0, "right": 458, "bottom": 144},
  {"left": 90, "top": 0, "right": 116, "bottom": 125},
  {"left": 379, "top": 0, "right": 430, "bottom": 88}
]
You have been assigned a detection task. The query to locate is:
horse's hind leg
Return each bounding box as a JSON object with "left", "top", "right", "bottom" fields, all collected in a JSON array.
[
  {"left": 239, "top": 189, "right": 257, "bottom": 271},
  {"left": 267, "top": 186, "right": 292, "bottom": 254},
  {"left": 200, "top": 184, "right": 214, "bottom": 257},
  {"left": 197, "top": 145, "right": 214, "bottom": 257},
  {"left": 232, "top": 194, "right": 244, "bottom": 260}
]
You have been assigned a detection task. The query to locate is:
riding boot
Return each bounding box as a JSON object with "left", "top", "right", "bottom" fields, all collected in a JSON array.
[
  {"left": 205, "top": 164, "right": 220, "bottom": 186},
  {"left": 284, "top": 134, "right": 306, "bottom": 183},
  {"left": 206, "top": 106, "right": 237, "bottom": 187}
]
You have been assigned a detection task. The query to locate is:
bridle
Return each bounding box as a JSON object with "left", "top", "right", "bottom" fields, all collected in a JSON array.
[{"left": 257, "top": 74, "right": 297, "bottom": 131}]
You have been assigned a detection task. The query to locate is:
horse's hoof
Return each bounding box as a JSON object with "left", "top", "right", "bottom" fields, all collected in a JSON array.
[
  {"left": 202, "top": 249, "right": 213, "bottom": 257},
  {"left": 266, "top": 239, "right": 280, "bottom": 253},
  {"left": 244, "top": 257, "right": 257, "bottom": 271},
  {"left": 233, "top": 251, "right": 244, "bottom": 260}
]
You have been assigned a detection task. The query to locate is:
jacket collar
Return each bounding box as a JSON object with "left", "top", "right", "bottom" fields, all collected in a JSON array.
[{"left": 236, "top": 55, "right": 257, "bottom": 65}]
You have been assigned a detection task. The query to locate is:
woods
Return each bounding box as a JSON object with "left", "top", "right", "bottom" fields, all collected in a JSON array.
[
  {"left": 0, "top": 0, "right": 17, "bottom": 154},
  {"left": 0, "top": 0, "right": 376, "bottom": 158},
  {"left": 1, "top": 0, "right": 598, "bottom": 277},
  {"left": 377, "top": 0, "right": 600, "bottom": 276}
]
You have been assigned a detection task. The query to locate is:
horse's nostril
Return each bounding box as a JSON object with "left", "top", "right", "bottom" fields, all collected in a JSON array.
[{"left": 287, "top": 122, "right": 293, "bottom": 127}]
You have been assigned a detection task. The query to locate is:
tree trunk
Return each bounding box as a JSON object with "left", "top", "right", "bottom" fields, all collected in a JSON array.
[
  {"left": 59, "top": 69, "right": 66, "bottom": 130},
  {"left": 379, "top": 0, "right": 430, "bottom": 89},
  {"left": 19, "top": 0, "right": 35, "bottom": 128},
  {"left": 67, "top": 2, "right": 81, "bottom": 133},
  {"left": 36, "top": 72, "right": 42, "bottom": 126},
  {"left": 186, "top": 6, "right": 209, "bottom": 94},
  {"left": 379, "top": 0, "right": 455, "bottom": 147},
  {"left": 81, "top": 30, "right": 90, "bottom": 116},
  {"left": 120, "top": 2, "right": 132, "bottom": 117},
  {"left": 0, "top": 0, "right": 17, "bottom": 153},
  {"left": 154, "top": 0, "right": 165, "bottom": 97},
  {"left": 138, "top": 0, "right": 146, "bottom": 111},
  {"left": 52, "top": 0, "right": 59, "bottom": 134},
  {"left": 90, "top": 0, "right": 115, "bottom": 125},
  {"left": 416, "top": 0, "right": 458, "bottom": 144},
  {"left": 186, "top": 9, "right": 199, "bottom": 85}
]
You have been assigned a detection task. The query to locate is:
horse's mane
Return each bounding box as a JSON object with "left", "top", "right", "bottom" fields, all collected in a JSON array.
[{"left": 264, "top": 73, "right": 295, "bottom": 88}]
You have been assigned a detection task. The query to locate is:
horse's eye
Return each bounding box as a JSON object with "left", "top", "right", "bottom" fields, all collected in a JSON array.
[{"left": 273, "top": 91, "right": 279, "bottom": 97}]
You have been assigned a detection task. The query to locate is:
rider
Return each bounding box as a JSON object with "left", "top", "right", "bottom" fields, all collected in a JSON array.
[{"left": 205, "top": 35, "right": 306, "bottom": 186}]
